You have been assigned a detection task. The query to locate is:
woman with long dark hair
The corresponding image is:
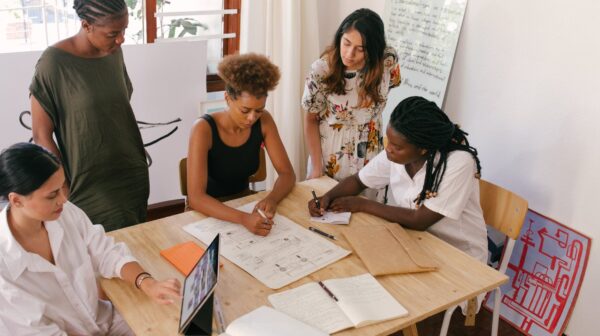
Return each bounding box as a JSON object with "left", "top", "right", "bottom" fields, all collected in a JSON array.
[{"left": 303, "top": 8, "right": 401, "bottom": 186}]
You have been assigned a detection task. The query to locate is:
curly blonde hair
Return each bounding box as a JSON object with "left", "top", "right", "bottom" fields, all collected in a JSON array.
[{"left": 218, "top": 53, "right": 281, "bottom": 99}]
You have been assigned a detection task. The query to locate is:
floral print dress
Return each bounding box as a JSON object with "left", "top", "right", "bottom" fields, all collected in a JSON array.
[{"left": 302, "top": 46, "right": 401, "bottom": 181}]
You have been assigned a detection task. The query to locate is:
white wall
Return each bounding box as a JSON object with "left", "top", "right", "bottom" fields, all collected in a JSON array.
[{"left": 318, "top": 1, "right": 598, "bottom": 334}]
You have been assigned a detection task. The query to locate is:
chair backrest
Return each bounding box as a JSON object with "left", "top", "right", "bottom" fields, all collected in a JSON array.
[
  {"left": 179, "top": 147, "right": 267, "bottom": 197},
  {"left": 179, "top": 158, "right": 188, "bottom": 196},
  {"left": 479, "top": 179, "right": 528, "bottom": 240}
]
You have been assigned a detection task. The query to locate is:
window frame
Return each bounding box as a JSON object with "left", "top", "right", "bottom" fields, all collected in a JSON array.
[{"left": 145, "top": 0, "right": 241, "bottom": 92}]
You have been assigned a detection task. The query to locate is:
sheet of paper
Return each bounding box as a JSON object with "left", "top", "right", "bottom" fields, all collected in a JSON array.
[
  {"left": 221, "top": 306, "right": 328, "bottom": 336},
  {"left": 268, "top": 282, "right": 353, "bottom": 334},
  {"left": 310, "top": 211, "right": 351, "bottom": 225},
  {"left": 183, "top": 202, "right": 351, "bottom": 289},
  {"left": 326, "top": 273, "right": 408, "bottom": 327}
]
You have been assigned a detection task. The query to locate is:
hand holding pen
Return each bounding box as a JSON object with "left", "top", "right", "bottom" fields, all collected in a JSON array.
[{"left": 308, "top": 190, "right": 330, "bottom": 217}]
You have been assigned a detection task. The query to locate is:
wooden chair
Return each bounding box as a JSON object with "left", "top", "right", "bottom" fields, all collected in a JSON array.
[
  {"left": 439, "top": 179, "right": 528, "bottom": 336},
  {"left": 179, "top": 147, "right": 267, "bottom": 197}
]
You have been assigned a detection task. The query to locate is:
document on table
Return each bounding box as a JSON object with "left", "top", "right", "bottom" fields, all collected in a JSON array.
[{"left": 183, "top": 202, "right": 351, "bottom": 289}]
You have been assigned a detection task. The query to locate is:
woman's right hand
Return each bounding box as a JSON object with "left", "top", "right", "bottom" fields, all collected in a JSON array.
[
  {"left": 308, "top": 194, "right": 331, "bottom": 217},
  {"left": 307, "top": 167, "right": 324, "bottom": 179},
  {"left": 242, "top": 212, "right": 274, "bottom": 236},
  {"left": 307, "top": 158, "right": 324, "bottom": 179},
  {"left": 141, "top": 278, "right": 182, "bottom": 305}
]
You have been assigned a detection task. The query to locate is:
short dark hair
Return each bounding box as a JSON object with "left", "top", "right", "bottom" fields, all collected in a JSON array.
[
  {"left": 390, "top": 96, "right": 482, "bottom": 206},
  {"left": 0, "top": 143, "right": 61, "bottom": 200},
  {"left": 218, "top": 53, "right": 281, "bottom": 99},
  {"left": 73, "top": 0, "right": 127, "bottom": 24}
]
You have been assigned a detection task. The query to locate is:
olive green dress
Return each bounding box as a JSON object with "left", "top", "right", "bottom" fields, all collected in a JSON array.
[{"left": 30, "top": 47, "right": 149, "bottom": 231}]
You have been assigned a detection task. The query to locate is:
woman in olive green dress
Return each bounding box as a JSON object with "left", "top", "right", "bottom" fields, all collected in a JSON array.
[{"left": 30, "top": 0, "right": 148, "bottom": 231}]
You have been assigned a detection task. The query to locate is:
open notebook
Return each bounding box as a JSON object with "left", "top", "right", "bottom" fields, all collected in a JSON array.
[
  {"left": 218, "top": 306, "right": 327, "bottom": 336},
  {"left": 268, "top": 273, "right": 407, "bottom": 334}
]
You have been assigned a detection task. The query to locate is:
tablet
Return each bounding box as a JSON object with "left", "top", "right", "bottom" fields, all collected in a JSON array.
[{"left": 178, "top": 234, "right": 220, "bottom": 333}]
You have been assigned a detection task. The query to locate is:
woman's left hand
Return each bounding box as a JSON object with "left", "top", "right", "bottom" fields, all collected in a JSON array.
[
  {"left": 141, "top": 278, "right": 182, "bottom": 305},
  {"left": 254, "top": 197, "right": 278, "bottom": 219},
  {"left": 329, "top": 196, "right": 364, "bottom": 213}
]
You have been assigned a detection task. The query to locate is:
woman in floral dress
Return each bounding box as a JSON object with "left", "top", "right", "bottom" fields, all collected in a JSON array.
[{"left": 303, "top": 8, "right": 401, "bottom": 183}]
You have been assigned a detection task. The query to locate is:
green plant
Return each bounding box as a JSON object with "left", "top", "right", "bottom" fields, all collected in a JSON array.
[{"left": 167, "top": 18, "right": 208, "bottom": 38}]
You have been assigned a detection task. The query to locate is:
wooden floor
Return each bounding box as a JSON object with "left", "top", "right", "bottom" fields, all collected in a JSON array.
[{"left": 392, "top": 307, "right": 524, "bottom": 336}]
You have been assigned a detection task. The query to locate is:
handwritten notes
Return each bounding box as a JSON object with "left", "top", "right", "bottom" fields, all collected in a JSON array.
[
  {"left": 183, "top": 202, "right": 351, "bottom": 289},
  {"left": 382, "top": 0, "right": 468, "bottom": 126}
]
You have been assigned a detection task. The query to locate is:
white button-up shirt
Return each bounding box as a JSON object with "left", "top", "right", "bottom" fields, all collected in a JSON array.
[
  {"left": 0, "top": 202, "right": 137, "bottom": 335},
  {"left": 359, "top": 150, "right": 488, "bottom": 263}
]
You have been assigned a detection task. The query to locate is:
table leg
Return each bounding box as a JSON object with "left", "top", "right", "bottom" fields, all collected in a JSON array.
[
  {"left": 464, "top": 297, "right": 478, "bottom": 326},
  {"left": 402, "top": 324, "right": 419, "bottom": 336}
]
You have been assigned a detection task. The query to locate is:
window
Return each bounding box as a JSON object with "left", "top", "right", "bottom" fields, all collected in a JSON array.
[
  {"left": 0, "top": 0, "right": 241, "bottom": 92},
  {"left": 0, "top": 0, "right": 79, "bottom": 53},
  {"left": 143, "top": 0, "right": 241, "bottom": 92}
]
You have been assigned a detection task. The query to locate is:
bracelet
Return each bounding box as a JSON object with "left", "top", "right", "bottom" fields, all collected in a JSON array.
[{"left": 135, "top": 272, "right": 153, "bottom": 289}]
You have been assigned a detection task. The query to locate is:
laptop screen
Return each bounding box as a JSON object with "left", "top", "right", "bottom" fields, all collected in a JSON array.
[{"left": 178, "top": 234, "right": 220, "bottom": 332}]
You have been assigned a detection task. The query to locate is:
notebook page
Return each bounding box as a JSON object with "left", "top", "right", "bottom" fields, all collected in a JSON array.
[
  {"left": 325, "top": 273, "right": 408, "bottom": 327},
  {"left": 222, "top": 306, "right": 327, "bottom": 336},
  {"left": 268, "top": 282, "right": 353, "bottom": 334},
  {"left": 311, "top": 211, "right": 351, "bottom": 225}
]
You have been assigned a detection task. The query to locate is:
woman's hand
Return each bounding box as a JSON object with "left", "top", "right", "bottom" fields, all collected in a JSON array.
[
  {"left": 329, "top": 196, "right": 365, "bottom": 213},
  {"left": 242, "top": 212, "right": 274, "bottom": 236},
  {"left": 140, "top": 278, "right": 182, "bottom": 305},
  {"left": 307, "top": 165, "right": 324, "bottom": 179},
  {"left": 308, "top": 194, "right": 332, "bottom": 217},
  {"left": 254, "top": 197, "right": 278, "bottom": 219}
]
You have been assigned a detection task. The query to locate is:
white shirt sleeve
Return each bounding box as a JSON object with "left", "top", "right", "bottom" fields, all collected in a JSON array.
[
  {"left": 358, "top": 151, "right": 392, "bottom": 189},
  {"left": 68, "top": 203, "right": 137, "bottom": 279},
  {"left": 423, "top": 151, "right": 478, "bottom": 220}
]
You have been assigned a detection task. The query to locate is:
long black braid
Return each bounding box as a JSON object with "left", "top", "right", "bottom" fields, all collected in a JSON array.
[
  {"left": 390, "top": 96, "right": 482, "bottom": 207},
  {"left": 73, "top": 0, "right": 127, "bottom": 24}
]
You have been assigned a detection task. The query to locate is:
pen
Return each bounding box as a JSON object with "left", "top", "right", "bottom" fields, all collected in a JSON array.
[
  {"left": 318, "top": 281, "right": 339, "bottom": 302},
  {"left": 309, "top": 226, "right": 336, "bottom": 240},
  {"left": 256, "top": 208, "right": 275, "bottom": 225},
  {"left": 311, "top": 190, "right": 321, "bottom": 209}
]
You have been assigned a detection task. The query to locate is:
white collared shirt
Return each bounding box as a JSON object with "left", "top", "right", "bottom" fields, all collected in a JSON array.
[
  {"left": 0, "top": 201, "right": 137, "bottom": 335},
  {"left": 359, "top": 150, "right": 488, "bottom": 263}
]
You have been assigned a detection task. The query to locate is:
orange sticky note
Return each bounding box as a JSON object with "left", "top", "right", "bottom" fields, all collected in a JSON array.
[{"left": 160, "top": 241, "right": 206, "bottom": 276}]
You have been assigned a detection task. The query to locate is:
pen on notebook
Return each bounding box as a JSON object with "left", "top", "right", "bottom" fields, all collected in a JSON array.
[
  {"left": 311, "top": 190, "right": 321, "bottom": 209},
  {"left": 318, "top": 281, "right": 339, "bottom": 302},
  {"left": 309, "top": 226, "right": 336, "bottom": 240}
]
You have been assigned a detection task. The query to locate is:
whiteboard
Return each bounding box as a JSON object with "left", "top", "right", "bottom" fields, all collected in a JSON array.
[
  {"left": 0, "top": 41, "right": 207, "bottom": 204},
  {"left": 382, "top": 0, "right": 468, "bottom": 129}
]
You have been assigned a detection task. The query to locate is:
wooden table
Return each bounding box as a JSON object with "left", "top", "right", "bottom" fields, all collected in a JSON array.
[{"left": 100, "top": 177, "right": 507, "bottom": 335}]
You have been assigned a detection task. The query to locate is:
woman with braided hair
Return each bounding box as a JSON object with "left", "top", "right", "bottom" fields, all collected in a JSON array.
[
  {"left": 30, "top": 0, "right": 149, "bottom": 231},
  {"left": 309, "top": 96, "right": 487, "bottom": 263}
]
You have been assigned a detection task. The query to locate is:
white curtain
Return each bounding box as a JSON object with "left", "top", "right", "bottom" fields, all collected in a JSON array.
[{"left": 240, "top": 0, "right": 321, "bottom": 187}]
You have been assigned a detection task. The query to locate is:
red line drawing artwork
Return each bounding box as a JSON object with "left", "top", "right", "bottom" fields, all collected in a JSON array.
[{"left": 484, "top": 209, "right": 591, "bottom": 336}]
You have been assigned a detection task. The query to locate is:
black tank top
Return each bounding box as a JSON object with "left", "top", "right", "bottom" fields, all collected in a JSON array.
[{"left": 202, "top": 114, "right": 263, "bottom": 198}]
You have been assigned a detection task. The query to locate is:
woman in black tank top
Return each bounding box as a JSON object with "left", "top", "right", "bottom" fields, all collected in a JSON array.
[{"left": 186, "top": 54, "right": 296, "bottom": 237}]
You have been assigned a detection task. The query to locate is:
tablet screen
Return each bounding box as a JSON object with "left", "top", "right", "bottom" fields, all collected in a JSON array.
[{"left": 179, "top": 234, "right": 220, "bottom": 332}]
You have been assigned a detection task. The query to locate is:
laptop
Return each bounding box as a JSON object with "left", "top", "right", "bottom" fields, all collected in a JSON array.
[{"left": 178, "top": 234, "right": 220, "bottom": 335}]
